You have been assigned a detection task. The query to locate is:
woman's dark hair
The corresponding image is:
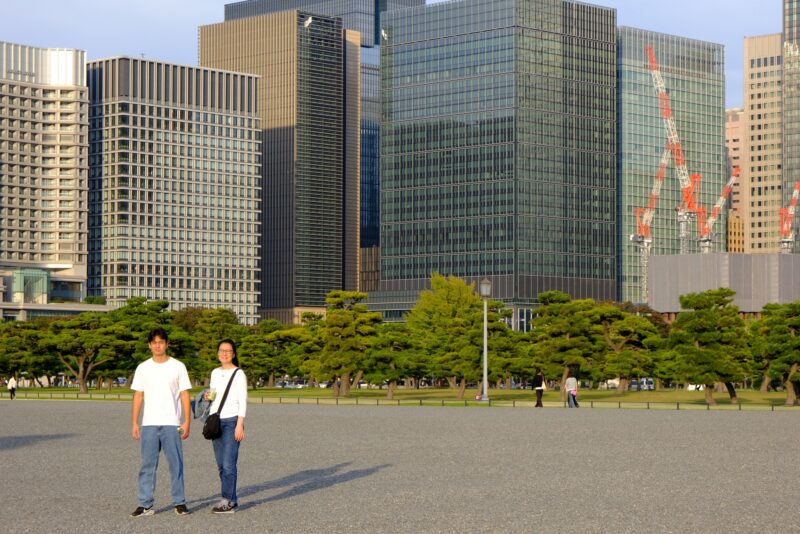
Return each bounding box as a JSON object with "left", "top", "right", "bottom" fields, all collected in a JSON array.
[
  {"left": 218, "top": 339, "right": 239, "bottom": 367},
  {"left": 148, "top": 328, "right": 169, "bottom": 343}
]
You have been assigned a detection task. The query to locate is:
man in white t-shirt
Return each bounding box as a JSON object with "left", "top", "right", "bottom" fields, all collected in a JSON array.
[{"left": 129, "top": 328, "right": 192, "bottom": 518}]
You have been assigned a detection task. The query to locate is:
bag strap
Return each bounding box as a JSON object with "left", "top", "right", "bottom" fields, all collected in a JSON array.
[{"left": 215, "top": 368, "right": 239, "bottom": 414}]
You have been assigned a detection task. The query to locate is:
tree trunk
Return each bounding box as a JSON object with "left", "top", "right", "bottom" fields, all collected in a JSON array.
[
  {"left": 724, "top": 382, "right": 738, "bottom": 404},
  {"left": 268, "top": 373, "right": 274, "bottom": 388},
  {"left": 79, "top": 376, "right": 88, "bottom": 394},
  {"left": 560, "top": 366, "right": 569, "bottom": 402},
  {"left": 340, "top": 373, "right": 351, "bottom": 397},
  {"left": 387, "top": 380, "right": 396, "bottom": 400},
  {"left": 784, "top": 364, "right": 799, "bottom": 406},
  {"left": 351, "top": 370, "right": 364, "bottom": 391},
  {"left": 655, "top": 378, "right": 663, "bottom": 391},
  {"left": 457, "top": 377, "right": 467, "bottom": 400},
  {"left": 504, "top": 377, "right": 512, "bottom": 390},
  {"left": 34, "top": 377, "right": 44, "bottom": 388},
  {"left": 760, "top": 372, "right": 771, "bottom": 393},
  {"left": 617, "top": 378, "right": 628, "bottom": 394},
  {"left": 332, "top": 379, "right": 341, "bottom": 398},
  {"left": 446, "top": 376, "right": 457, "bottom": 389},
  {"left": 704, "top": 386, "right": 716, "bottom": 405}
]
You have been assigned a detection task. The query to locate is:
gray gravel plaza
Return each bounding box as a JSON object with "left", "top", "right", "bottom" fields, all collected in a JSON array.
[{"left": 1, "top": 399, "right": 799, "bottom": 533}]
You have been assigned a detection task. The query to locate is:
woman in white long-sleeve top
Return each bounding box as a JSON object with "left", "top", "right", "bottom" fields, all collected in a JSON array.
[{"left": 205, "top": 339, "right": 248, "bottom": 513}]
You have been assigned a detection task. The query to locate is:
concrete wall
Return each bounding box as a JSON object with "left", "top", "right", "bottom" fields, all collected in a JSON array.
[{"left": 649, "top": 253, "right": 800, "bottom": 312}]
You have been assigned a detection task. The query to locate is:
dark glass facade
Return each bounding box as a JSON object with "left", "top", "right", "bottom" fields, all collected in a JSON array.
[
  {"left": 291, "top": 14, "right": 345, "bottom": 308},
  {"left": 379, "top": 0, "right": 617, "bottom": 320},
  {"left": 618, "top": 28, "right": 726, "bottom": 303},
  {"left": 361, "top": 49, "right": 380, "bottom": 248}
]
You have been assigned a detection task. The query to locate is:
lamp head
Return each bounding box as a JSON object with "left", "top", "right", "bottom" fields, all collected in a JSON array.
[{"left": 479, "top": 277, "right": 492, "bottom": 298}]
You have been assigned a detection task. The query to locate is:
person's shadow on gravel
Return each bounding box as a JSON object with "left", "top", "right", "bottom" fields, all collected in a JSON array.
[
  {"left": 0, "top": 433, "right": 77, "bottom": 450},
  {"left": 189, "top": 461, "right": 391, "bottom": 510}
]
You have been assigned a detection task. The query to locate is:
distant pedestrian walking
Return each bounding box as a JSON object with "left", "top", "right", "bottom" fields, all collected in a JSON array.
[
  {"left": 565, "top": 373, "right": 579, "bottom": 408},
  {"left": 7, "top": 376, "right": 17, "bottom": 400},
  {"left": 533, "top": 370, "right": 546, "bottom": 408}
]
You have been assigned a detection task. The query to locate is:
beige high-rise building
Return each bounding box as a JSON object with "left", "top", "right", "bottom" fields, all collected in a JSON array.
[
  {"left": 0, "top": 41, "right": 100, "bottom": 320},
  {"left": 741, "top": 34, "right": 783, "bottom": 253},
  {"left": 200, "top": 11, "right": 361, "bottom": 324},
  {"left": 725, "top": 108, "right": 744, "bottom": 252}
]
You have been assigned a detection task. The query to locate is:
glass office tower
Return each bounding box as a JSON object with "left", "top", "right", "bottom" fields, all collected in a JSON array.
[
  {"left": 378, "top": 0, "right": 617, "bottom": 325},
  {"left": 784, "top": 1, "right": 800, "bottom": 253},
  {"left": 617, "top": 28, "right": 726, "bottom": 303},
  {"left": 87, "top": 58, "right": 262, "bottom": 324},
  {"left": 223, "top": 0, "right": 424, "bottom": 292},
  {"left": 201, "top": 11, "right": 361, "bottom": 324}
]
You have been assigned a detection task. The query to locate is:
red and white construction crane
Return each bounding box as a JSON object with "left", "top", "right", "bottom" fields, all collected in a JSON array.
[
  {"left": 780, "top": 181, "right": 800, "bottom": 253},
  {"left": 696, "top": 166, "right": 739, "bottom": 253},
  {"left": 645, "top": 45, "right": 701, "bottom": 255},
  {"left": 630, "top": 148, "right": 671, "bottom": 302}
]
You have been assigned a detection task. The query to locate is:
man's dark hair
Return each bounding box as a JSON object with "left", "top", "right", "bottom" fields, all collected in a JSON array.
[{"left": 148, "top": 328, "right": 169, "bottom": 343}]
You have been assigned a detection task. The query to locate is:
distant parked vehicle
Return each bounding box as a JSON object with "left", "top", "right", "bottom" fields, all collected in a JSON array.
[
  {"left": 629, "top": 379, "right": 639, "bottom": 391},
  {"left": 640, "top": 378, "right": 655, "bottom": 391}
]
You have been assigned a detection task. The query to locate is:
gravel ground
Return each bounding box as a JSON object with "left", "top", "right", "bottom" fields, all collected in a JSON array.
[{"left": 1, "top": 399, "right": 799, "bottom": 533}]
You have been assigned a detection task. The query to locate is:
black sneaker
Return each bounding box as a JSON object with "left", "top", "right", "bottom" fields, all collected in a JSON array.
[
  {"left": 211, "top": 501, "right": 237, "bottom": 514},
  {"left": 175, "top": 504, "right": 190, "bottom": 515},
  {"left": 129, "top": 506, "right": 154, "bottom": 518}
]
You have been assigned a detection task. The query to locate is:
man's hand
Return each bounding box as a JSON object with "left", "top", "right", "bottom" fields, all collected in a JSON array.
[
  {"left": 132, "top": 422, "right": 141, "bottom": 440},
  {"left": 179, "top": 421, "right": 190, "bottom": 440}
]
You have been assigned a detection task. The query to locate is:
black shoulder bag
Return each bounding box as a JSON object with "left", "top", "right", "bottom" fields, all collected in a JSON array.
[{"left": 202, "top": 368, "right": 239, "bottom": 440}]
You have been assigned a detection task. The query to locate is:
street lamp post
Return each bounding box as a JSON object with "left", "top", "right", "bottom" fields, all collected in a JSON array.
[{"left": 479, "top": 277, "right": 492, "bottom": 402}]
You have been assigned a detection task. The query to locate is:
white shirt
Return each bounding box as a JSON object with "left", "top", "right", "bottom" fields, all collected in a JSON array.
[
  {"left": 130, "top": 357, "right": 192, "bottom": 426},
  {"left": 565, "top": 377, "right": 578, "bottom": 392},
  {"left": 209, "top": 367, "right": 248, "bottom": 420},
  {"left": 7, "top": 377, "right": 16, "bottom": 389}
]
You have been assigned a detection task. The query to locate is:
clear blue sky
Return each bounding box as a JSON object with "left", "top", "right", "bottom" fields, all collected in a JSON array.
[{"left": 0, "top": 0, "right": 782, "bottom": 108}]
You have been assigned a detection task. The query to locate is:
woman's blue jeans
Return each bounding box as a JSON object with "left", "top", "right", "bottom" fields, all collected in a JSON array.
[
  {"left": 138, "top": 425, "right": 185, "bottom": 507},
  {"left": 568, "top": 392, "right": 579, "bottom": 408},
  {"left": 212, "top": 416, "right": 240, "bottom": 504}
]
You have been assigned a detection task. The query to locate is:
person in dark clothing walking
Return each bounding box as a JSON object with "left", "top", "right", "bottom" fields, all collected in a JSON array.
[{"left": 532, "top": 370, "right": 545, "bottom": 408}]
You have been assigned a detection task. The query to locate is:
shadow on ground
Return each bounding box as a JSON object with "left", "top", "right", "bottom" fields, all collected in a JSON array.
[
  {"left": 188, "top": 461, "right": 392, "bottom": 511},
  {"left": 0, "top": 433, "right": 78, "bottom": 450}
]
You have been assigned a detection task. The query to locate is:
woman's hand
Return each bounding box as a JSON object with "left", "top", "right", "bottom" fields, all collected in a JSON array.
[{"left": 234, "top": 422, "right": 245, "bottom": 442}]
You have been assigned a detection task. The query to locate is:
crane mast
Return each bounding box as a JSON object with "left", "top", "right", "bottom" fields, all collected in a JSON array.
[{"left": 630, "top": 148, "right": 671, "bottom": 302}]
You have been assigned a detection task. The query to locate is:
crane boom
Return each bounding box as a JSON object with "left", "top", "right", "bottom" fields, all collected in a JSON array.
[
  {"left": 635, "top": 148, "right": 672, "bottom": 238},
  {"left": 697, "top": 166, "right": 739, "bottom": 253},
  {"left": 645, "top": 45, "right": 698, "bottom": 212}
]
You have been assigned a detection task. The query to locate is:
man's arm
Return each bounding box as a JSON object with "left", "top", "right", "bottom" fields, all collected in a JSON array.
[
  {"left": 179, "top": 390, "right": 191, "bottom": 440},
  {"left": 131, "top": 390, "right": 144, "bottom": 440}
]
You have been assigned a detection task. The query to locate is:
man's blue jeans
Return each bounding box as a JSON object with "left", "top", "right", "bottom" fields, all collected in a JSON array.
[
  {"left": 212, "top": 416, "right": 240, "bottom": 505},
  {"left": 138, "top": 425, "right": 186, "bottom": 508}
]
